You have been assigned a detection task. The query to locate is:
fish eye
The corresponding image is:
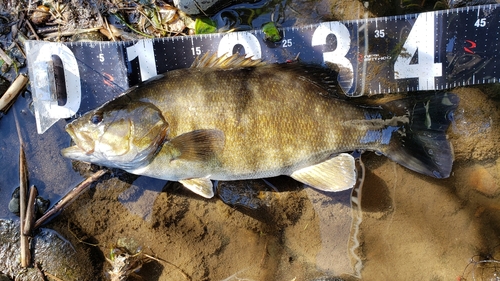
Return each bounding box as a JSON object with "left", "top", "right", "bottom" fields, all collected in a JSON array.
[{"left": 91, "top": 113, "right": 103, "bottom": 124}]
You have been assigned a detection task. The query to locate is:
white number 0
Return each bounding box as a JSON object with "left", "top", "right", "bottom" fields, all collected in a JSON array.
[{"left": 394, "top": 12, "right": 442, "bottom": 90}]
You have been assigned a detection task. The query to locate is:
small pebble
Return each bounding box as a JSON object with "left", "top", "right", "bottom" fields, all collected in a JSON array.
[
  {"left": 8, "top": 187, "right": 20, "bottom": 215},
  {"left": 30, "top": 5, "right": 51, "bottom": 26},
  {"left": 35, "top": 196, "right": 50, "bottom": 217}
]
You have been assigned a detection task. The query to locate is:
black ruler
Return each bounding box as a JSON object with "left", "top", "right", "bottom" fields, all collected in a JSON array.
[{"left": 26, "top": 4, "right": 500, "bottom": 133}]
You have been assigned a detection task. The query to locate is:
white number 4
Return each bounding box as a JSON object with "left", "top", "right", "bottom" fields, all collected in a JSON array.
[
  {"left": 394, "top": 12, "right": 442, "bottom": 90},
  {"left": 474, "top": 18, "right": 486, "bottom": 27}
]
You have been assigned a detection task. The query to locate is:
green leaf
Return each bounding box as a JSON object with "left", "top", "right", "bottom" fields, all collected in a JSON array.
[
  {"left": 262, "top": 22, "right": 281, "bottom": 42},
  {"left": 195, "top": 18, "right": 217, "bottom": 35}
]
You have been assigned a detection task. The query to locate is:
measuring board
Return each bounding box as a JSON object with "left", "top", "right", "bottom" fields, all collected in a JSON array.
[{"left": 26, "top": 4, "right": 500, "bottom": 134}]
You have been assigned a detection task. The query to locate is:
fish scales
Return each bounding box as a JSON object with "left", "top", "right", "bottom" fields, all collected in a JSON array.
[
  {"left": 135, "top": 66, "right": 366, "bottom": 175},
  {"left": 62, "top": 54, "right": 458, "bottom": 198}
]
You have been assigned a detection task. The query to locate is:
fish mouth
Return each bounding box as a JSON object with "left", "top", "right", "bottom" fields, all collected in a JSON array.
[
  {"left": 61, "top": 145, "right": 87, "bottom": 158},
  {"left": 62, "top": 123, "right": 95, "bottom": 157}
]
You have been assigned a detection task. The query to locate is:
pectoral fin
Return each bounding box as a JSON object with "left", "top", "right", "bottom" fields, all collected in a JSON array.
[
  {"left": 169, "top": 129, "right": 225, "bottom": 162},
  {"left": 179, "top": 177, "right": 214, "bottom": 198},
  {"left": 290, "top": 153, "right": 356, "bottom": 192}
]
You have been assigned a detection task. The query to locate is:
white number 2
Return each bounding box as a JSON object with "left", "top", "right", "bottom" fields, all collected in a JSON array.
[
  {"left": 217, "top": 32, "right": 261, "bottom": 59},
  {"left": 394, "top": 12, "right": 442, "bottom": 90}
]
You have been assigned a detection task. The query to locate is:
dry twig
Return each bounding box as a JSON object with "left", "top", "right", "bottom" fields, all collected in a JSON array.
[
  {"left": 35, "top": 262, "right": 49, "bottom": 281},
  {"left": 0, "top": 47, "right": 13, "bottom": 65},
  {"left": 23, "top": 185, "right": 38, "bottom": 236},
  {"left": 43, "top": 271, "right": 64, "bottom": 281},
  {"left": 34, "top": 169, "right": 108, "bottom": 229},
  {"left": 0, "top": 73, "right": 29, "bottom": 114},
  {"left": 144, "top": 253, "right": 192, "bottom": 281},
  {"left": 25, "top": 18, "right": 40, "bottom": 40},
  {"left": 43, "top": 27, "right": 101, "bottom": 39}
]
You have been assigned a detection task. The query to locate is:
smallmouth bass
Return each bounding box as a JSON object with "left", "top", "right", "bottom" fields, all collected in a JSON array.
[{"left": 62, "top": 54, "right": 459, "bottom": 198}]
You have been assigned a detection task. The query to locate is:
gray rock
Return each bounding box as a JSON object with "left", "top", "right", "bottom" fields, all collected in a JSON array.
[{"left": 0, "top": 219, "right": 96, "bottom": 280}]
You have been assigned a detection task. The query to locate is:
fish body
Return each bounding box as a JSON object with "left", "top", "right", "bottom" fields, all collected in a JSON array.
[{"left": 62, "top": 54, "right": 458, "bottom": 198}]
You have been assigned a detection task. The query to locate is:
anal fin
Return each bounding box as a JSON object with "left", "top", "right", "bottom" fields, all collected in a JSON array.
[
  {"left": 179, "top": 177, "right": 214, "bottom": 198},
  {"left": 290, "top": 153, "right": 357, "bottom": 192}
]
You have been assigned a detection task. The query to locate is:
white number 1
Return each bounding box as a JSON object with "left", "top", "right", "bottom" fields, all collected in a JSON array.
[
  {"left": 126, "top": 40, "right": 157, "bottom": 81},
  {"left": 394, "top": 12, "right": 442, "bottom": 90}
]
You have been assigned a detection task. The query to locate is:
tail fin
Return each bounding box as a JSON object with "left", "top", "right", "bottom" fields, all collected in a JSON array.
[{"left": 381, "top": 93, "right": 459, "bottom": 178}]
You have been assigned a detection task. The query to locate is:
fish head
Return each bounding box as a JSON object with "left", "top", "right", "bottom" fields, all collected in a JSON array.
[{"left": 61, "top": 100, "right": 169, "bottom": 170}]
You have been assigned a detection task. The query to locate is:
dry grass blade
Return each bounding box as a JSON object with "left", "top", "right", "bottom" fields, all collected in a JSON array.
[
  {"left": 19, "top": 143, "right": 31, "bottom": 267},
  {"left": 14, "top": 108, "right": 31, "bottom": 267}
]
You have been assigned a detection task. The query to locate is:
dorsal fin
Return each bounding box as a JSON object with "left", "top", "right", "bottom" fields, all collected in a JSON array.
[
  {"left": 274, "top": 62, "right": 345, "bottom": 98},
  {"left": 191, "top": 53, "right": 265, "bottom": 69},
  {"left": 192, "top": 53, "right": 344, "bottom": 97}
]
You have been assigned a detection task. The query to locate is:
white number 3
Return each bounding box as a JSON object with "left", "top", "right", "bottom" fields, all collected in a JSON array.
[{"left": 312, "top": 22, "right": 355, "bottom": 95}]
